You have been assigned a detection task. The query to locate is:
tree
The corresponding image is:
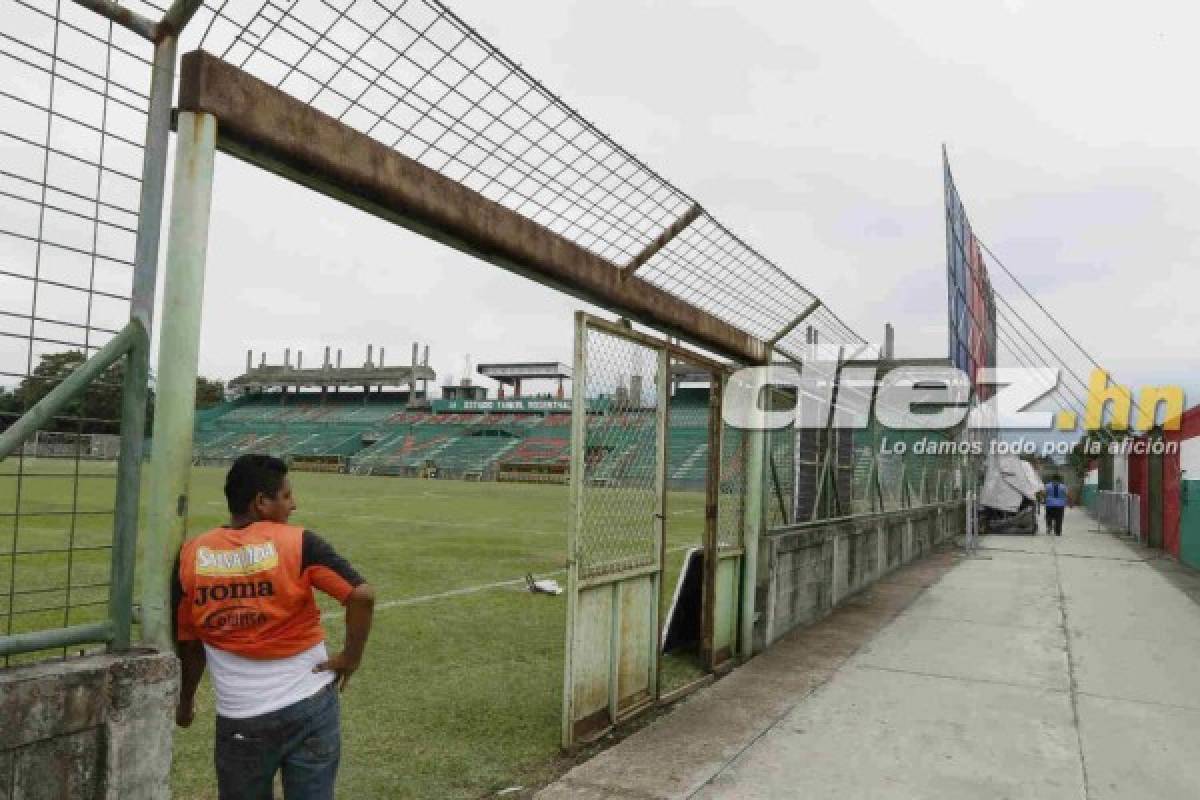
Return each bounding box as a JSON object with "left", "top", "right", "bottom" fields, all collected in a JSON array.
[
  {"left": 0, "top": 351, "right": 224, "bottom": 435},
  {"left": 0, "top": 385, "right": 18, "bottom": 432},
  {"left": 4, "top": 351, "right": 154, "bottom": 435},
  {"left": 196, "top": 376, "right": 226, "bottom": 409},
  {"left": 12, "top": 351, "right": 118, "bottom": 434}
]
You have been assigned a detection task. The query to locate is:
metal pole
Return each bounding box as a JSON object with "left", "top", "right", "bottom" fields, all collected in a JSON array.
[
  {"left": 701, "top": 369, "right": 721, "bottom": 667},
  {"left": 68, "top": 0, "right": 157, "bottom": 40},
  {"left": 108, "top": 324, "right": 148, "bottom": 651},
  {"left": 739, "top": 360, "right": 767, "bottom": 659},
  {"left": 108, "top": 34, "right": 178, "bottom": 652},
  {"left": 141, "top": 111, "right": 217, "bottom": 651},
  {"left": 649, "top": 344, "right": 668, "bottom": 692},
  {"left": 561, "top": 311, "right": 588, "bottom": 749}
]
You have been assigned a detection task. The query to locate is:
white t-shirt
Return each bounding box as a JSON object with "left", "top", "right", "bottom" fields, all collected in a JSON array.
[{"left": 204, "top": 640, "right": 336, "bottom": 718}]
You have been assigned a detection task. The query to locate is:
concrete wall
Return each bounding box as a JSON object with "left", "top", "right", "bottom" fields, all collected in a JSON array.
[
  {"left": 761, "top": 501, "right": 964, "bottom": 646},
  {"left": 0, "top": 651, "right": 178, "bottom": 800}
]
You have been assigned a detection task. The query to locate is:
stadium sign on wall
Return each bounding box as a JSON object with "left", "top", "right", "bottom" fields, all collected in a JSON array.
[{"left": 432, "top": 399, "right": 573, "bottom": 412}]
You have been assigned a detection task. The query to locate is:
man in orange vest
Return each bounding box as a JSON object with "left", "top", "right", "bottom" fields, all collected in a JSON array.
[{"left": 174, "top": 454, "right": 375, "bottom": 799}]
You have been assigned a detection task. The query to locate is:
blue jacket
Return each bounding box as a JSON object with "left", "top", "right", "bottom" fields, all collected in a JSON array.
[{"left": 1045, "top": 482, "right": 1068, "bottom": 508}]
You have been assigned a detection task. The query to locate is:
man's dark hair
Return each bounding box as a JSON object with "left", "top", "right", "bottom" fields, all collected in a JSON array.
[
  {"left": 1051, "top": 473, "right": 1063, "bottom": 483},
  {"left": 224, "top": 454, "right": 289, "bottom": 514}
]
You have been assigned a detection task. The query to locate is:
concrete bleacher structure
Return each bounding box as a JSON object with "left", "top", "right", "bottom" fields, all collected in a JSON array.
[{"left": 195, "top": 389, "right": 715, "bottom": 486}]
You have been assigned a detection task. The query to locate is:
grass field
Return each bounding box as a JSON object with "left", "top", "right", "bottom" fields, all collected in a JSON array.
[{"left": 1, "top": 460, "right": 709, "bottom": 799}]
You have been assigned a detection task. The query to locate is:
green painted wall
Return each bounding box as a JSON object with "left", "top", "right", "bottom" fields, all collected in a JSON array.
[
  {"left": 1181, "top": 480, "right": 1200, "bottom": 569},
  {"left": 1082, "top": 484, "right": 1097, "bottom": 508}
]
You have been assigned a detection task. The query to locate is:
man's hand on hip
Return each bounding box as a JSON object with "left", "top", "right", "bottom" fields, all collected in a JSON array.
[
  {"left": 314, "top": 582, "right": 375, "bottom": 692},
  {"left": 313, "top": 651, "right": 362, "bottom": 692}
]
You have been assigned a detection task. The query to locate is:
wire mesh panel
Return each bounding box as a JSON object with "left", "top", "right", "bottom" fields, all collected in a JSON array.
[
  {"left": 575, "top": 325, "right": 663, "bottom": 580},
  {"left": 765, "top": 424, "right": 794, "bottom": 528},
  {"left": 0, "top": 0, "right": 155, "bottom": 662},
  {"left": 189, "top": 0, "right": 863, "bottom": 352},
  {"left": 875, "top": 430, "right": 904, "bottom": 511},
  {"left": 716, "top": 422, "right": 745, "bottom": 550},
  {"left": 834, "top": 427, "right": 854, "bottom": 513},
  {"left": 792, "top": 427, "right": 819, "bottom": 522},
  {"left": 848, "top": 439, "right": 876, "bottom": 515}
]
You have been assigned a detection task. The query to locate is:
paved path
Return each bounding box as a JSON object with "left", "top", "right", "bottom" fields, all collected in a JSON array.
[{"left": 539, "top": 508, "right": 1200, "bottom": 799}]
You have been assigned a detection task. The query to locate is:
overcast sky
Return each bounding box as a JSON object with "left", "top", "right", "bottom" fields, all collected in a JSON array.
[{"left": 159, "top": 0, "right": 1198, "bottom": 407}]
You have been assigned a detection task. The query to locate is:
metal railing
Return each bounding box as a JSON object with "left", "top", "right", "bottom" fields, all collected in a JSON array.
[{"left": 1095, "top": 490, "right": 1140, "bottom": 539}]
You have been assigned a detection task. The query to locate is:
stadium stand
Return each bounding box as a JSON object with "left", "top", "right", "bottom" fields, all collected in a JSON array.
[{"left": 196, "top": 357, "right": 719, "bottom": 485}]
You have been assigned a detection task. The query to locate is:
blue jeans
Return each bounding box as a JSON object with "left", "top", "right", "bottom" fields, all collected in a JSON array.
[{"left": 214, "top": 682, "right": 340, "bottom": 800}]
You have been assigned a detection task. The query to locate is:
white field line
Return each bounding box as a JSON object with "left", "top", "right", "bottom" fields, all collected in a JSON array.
[
  {"left": 199, "top": 502, "right": 702, "bottom": 537},
  {"left": 321, "top": 543, "right": 697, "bottom": 620}
]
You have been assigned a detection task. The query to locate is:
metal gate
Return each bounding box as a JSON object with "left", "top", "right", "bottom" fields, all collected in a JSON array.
[
  {"left": 562, "top": 313, "right": 744, "bottom": 746},
  {"left": 1148, "top": 436, "right": 1164, "bottom": 549},
  {"left": 711, "top": 383, "right": 746, "bottom": 671}
]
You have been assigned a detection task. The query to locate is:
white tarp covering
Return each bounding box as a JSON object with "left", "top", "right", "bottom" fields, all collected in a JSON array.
[{"left": 980, "top": 455, "right": 1042, "bottom": 513}]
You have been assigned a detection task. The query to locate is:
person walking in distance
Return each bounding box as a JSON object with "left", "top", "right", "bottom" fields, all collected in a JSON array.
[
  {"left": 174, "top": 454, "right": 375, "bottom": 799},
  {"left": 1044, "top": 473, "right": 1068, "bottom": 536}
]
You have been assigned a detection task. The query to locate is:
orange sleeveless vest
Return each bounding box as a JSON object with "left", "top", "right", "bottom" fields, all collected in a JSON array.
[{"left": 177, "top": 522, "right": 335, "bottom": 659}]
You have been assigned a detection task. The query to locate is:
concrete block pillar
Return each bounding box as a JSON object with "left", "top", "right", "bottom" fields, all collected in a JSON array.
[
  {"left": 0, "top": 652, "right": 178, "bottom": 800},
  {"left": 903, "top": 519, "right": 915, "bottom": 563},
  {"left": 421, "top": 345, "right": 430, "bottom": 403},
  {"left": 830, "top": 533, "right": 847, "bottom": 606}
]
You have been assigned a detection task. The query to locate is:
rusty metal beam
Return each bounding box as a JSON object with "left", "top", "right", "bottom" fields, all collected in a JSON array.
[
  {"left": 622, "top": 203, "right": 701, "bottom": 278},
  {"left": 177, "top": 51, "right": 767, "bottom": 365}
]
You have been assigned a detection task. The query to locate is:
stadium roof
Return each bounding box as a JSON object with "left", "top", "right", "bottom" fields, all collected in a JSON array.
[
  {"left": 229, "top": 364, "right": 437, "bottom": 391},
  {"left": 477, "top": 363, "right": 572, "bottom": 383}
]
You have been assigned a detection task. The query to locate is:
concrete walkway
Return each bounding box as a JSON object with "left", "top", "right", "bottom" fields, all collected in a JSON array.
[{"left": 539, "top": 509, "right": 1200, "bottom": 799}]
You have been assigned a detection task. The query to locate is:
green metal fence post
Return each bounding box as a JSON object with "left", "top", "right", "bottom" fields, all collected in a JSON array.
[
  {"left": 108, "top": 323, "right": 149, "bottom": 651},
  {"left": 108, "top": 34, "right": 179, "bottom": 652},
  {"left": 738, "top": 355, "right": 769, "bottom": 659},
  {"left": 141, "top": 111, "right": 217, "bottom": 651}
]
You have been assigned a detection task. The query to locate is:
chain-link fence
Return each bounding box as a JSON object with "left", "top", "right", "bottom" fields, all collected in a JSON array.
[
  {"left": 773, "top": 412, "right": 967, "bottom": 529},
  {"left": 574, "top": 324, "right": 663, "bottom": 581},
  {"left": 716, "top": 420, "right": 745, "bottom": 550}
]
